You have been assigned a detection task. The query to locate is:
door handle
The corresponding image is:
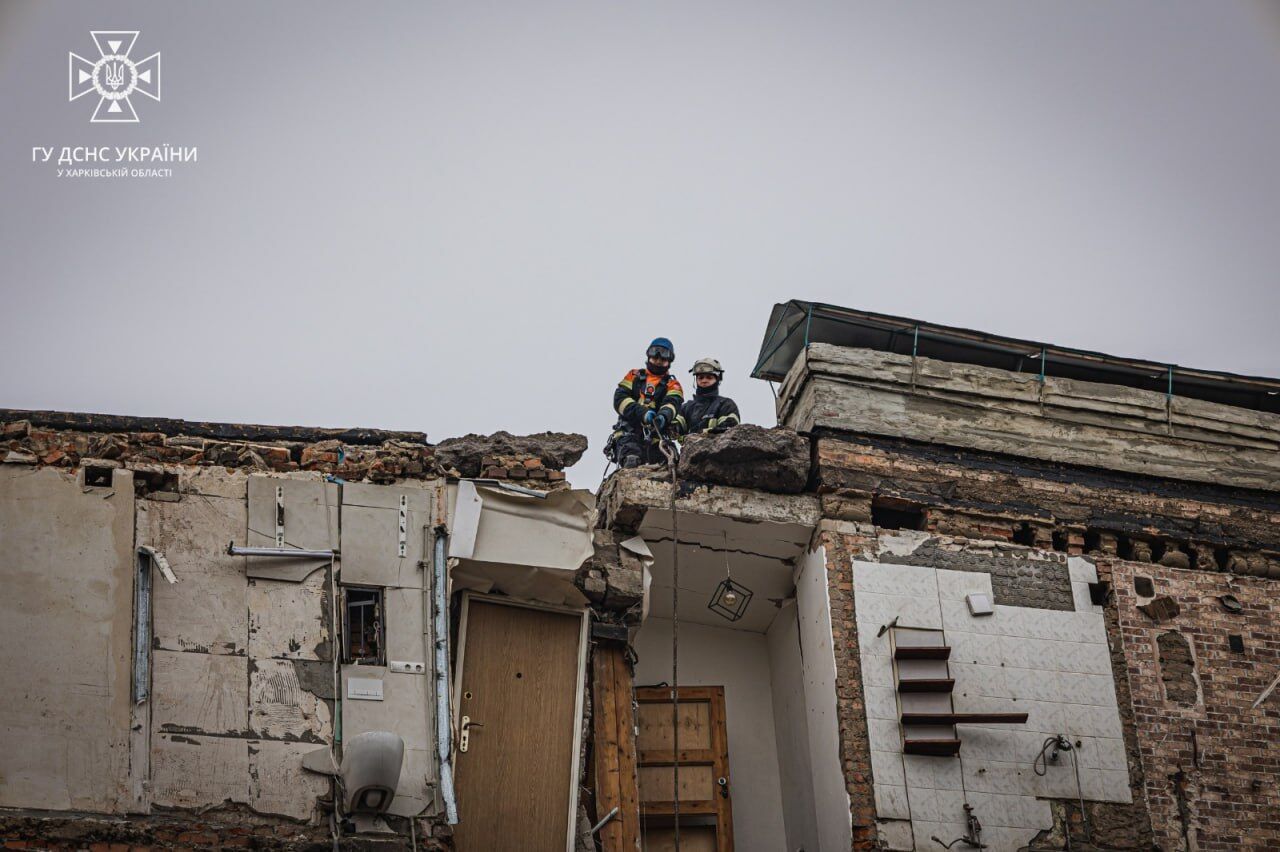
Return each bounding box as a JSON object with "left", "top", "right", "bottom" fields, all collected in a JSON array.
[
  {"left": 459, "top": 715, "right": 485, "bottom": 753},
  {"left": 717, "top": 776, "right": 729, "bottom": 798}
]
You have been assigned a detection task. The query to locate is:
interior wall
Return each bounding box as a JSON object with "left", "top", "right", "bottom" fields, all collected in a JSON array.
[
  {"left": 0, "top": 466, "right": 136, "bottom": 813},
  {"left": 795, "top": 544, "right": 854, "bottom": 851},
  {"left": 852, "top": 557, "right": 1130, "bottom": 852},
  {"left": 634, "top": 618, "right": 787, "bottom": 852},
  {"left": 765, "top": 602, "right": 820, "bottom": 852}
]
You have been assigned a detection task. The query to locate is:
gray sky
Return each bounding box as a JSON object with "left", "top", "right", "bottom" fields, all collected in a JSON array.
[{"left": 2, "top": 1, "right": 1278, "bottom": 487}]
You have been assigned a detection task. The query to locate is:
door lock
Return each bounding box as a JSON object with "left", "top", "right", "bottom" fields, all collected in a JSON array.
[
  {"left": 717, "top": 776, "right": 729, "bottom": 798},
  {"left": 459, "top": 715, "right": 484, "bottom": 753}
]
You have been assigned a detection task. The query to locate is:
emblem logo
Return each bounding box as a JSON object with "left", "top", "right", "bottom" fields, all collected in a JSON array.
[{"left": 69, "top": 31, "right": 161, "bottom": 123}]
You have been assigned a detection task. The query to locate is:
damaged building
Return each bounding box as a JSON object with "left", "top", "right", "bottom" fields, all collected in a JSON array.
[{"left": 2, "top": 299, "right": 1279, "bottom": 852}]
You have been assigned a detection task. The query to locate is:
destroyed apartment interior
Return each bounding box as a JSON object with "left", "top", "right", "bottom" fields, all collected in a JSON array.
[{"left": 2, "top": 300, "right": 1279, "bottom": 852}]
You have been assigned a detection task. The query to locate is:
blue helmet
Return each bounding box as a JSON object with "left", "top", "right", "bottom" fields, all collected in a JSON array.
[{"left": 646, "top": 337, "right": 675, "bottom": 362}]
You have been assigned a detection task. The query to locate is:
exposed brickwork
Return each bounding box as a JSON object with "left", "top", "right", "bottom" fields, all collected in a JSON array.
[
  {"left": 1028, "top": 556, "right": 1156, "bottom": 851},
  {"left": 1157, "top": 631, "right": 1198, "bottom": 706},
  {"left": 478, "top": 454, "right": 566, "bottom": 483},
  {"left": 0, "top": 810, "right": 451, "bottom": 851},
  {"left": 817, "top": 526, "right": 881, "bottom": 850},
  {"left": 815, "top": 435, "right": 1280, "bottom": 570},
  {"left": 1108, "top": 560, "right": 1280, "bottom": 852},
  {"left": 878, "top": 539, "right": 1074, "bottom": 611},
  {"left": 2, "top": 419, "right": 438, "bottom": 483}
]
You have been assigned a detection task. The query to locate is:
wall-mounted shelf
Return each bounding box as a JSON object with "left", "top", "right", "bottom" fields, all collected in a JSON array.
[
  {"left": 894, "top": 646, "right": 952, "bottom": 660},
  {"left": 901, "top": 712, "right": 1029, "bottom": 725},
  {"left": 897, "top": 678, "right": 955, "bottom": 693},
  {"left": 891, "top": 626, "right": 1027, "bottom": 760},
  {"left": 904, "top": 738, "right": 962, "bottom": 756}
]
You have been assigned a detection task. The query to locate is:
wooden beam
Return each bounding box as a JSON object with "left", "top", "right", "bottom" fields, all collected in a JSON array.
[{"left": 592, "top": 645, "right": 640, "bottom": 851}]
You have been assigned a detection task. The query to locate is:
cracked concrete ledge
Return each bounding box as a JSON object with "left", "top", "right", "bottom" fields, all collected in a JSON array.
[{"left": 597, "top": 465, "right": 821, "bottom": 535}]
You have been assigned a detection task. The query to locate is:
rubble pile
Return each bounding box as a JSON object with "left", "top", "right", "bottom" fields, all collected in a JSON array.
[
  {"left": 677, "top": 424, "right": 811, "bottom": 494},
  {"left": 434, "top": 430, "right": 587, "bottom": 479},
  {"left": 1, "top": 417, "right": 438, "bottom": 483}
]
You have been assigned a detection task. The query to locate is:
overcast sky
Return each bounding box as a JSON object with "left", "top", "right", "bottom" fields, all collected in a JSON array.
[{"left": 2, "top": 1, "right": 1278, "bottom": 486}]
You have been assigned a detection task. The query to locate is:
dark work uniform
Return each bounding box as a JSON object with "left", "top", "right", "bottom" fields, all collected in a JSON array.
[
  {"left": 678, "top": 384, "right": 741, "bottom": 435},
  {"left": 607, "top": 367, "right": 684, "bottom": 467}
]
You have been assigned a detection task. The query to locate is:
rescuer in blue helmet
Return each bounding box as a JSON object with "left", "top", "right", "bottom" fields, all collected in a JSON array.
[{"left": 604, "top": 338, "right": 684, "bottom": 468}]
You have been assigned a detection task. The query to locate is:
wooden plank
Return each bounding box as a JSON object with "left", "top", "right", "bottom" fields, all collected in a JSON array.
[
  {"left": 639, "top": 764, "right": 716, "bottom": 803},
  {"left": 592, "top": 649, "right": 623, "bottom": 851},
  {"left": 641, "top": 800, "right": 719, "bottom": 816},
  {"left": 643, "top": 826, "right": 717, "bottom": 852},
  {"left": 896, "top": 678, "right": 955, "bottom": 693},
  {"left": 638, "top": 749, "right": 718, "bottom": 765},
  {"left": 902, "top": 712, "right": 1028, "bottom": 725},
  {"left": 637, "top": 699, "right": 713, "bottom": 751},
  {"left": 707, "top": 686, "right": 734, "bottom": 852},
  {"left": 903, "top": 739, "right": 962, "bottom": 756},
  {"left": 592, "top": 646, "right": 640, "bottom": 852}
]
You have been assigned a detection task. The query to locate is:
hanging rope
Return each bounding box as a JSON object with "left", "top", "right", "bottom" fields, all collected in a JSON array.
[{"left": 658, "top": 436, "right": 682, "bottom": 851}]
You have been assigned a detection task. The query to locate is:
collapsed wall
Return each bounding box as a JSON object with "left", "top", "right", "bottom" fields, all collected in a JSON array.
[{"left": 0, "top": 409, "right": 585, "bottom": 851}]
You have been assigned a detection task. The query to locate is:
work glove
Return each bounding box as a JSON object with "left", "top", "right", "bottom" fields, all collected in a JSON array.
[
  {"left": 654, "top": 412, "right": 670, "bottom": 433},
  {"left": 642, "top": 409, "right": 657, "bottom": 426}
]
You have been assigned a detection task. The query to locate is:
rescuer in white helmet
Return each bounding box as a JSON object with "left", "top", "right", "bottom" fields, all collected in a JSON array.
[{"left": 678, "top": 357, "right": 741, "bottom": 436}]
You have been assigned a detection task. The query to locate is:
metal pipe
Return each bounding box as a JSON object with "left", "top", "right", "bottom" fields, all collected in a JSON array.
[
  {"left": 226, "top": 543, "right": 336, "bottom": 559},
  {"left": 432, "top": 525, "right": 459, "bottom": 824},
  {"left": 133, "top": 552, "right": 153, "bottom": 704},
  {"left": 590, "top": 806, "right": 620, "bottom": 835}
]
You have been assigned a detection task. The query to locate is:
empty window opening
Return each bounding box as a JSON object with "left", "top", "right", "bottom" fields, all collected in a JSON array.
[
  {"left": 1012, "top": 522, "right": 1037, "bottom": 547},
  {"left": 1214, "top": 547, "right": 1232, "bottom": 572},
  {"left": 1228, "top": 635, "right": 1245, "bottom": 653},
  {"left": 1083, "top": 529, "right": 1103, "bottom": 554},
  {"left": 1150, "top": 541, "right": 1168, "bottom": 565},
  {"left": 871, "top": 501, "right": 924, "bottom": 531},
  {"left": 1051, "top": 530, "right": 1069, "bottom": 553},
  {"left": 1134, "top": 576, "right": 1155, "bottom": 597},
  {"left": 84, "top": 466, "right": 114, "bottom": 488},
  {"left": 133, "top": 469, "right": 179, "bottom": 496},
  {"left": 343, "top": 587, "right": 385, "bottom": 665}
]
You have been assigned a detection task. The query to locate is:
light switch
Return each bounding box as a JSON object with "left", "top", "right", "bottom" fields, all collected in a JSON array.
[{"left": 966, "top": 593, "right": 994, "bottom": 616}]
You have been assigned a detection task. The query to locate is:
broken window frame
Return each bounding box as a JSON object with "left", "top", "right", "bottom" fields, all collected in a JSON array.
[{"left": 342, "top": 586, "right": 386, "bottom": 666}]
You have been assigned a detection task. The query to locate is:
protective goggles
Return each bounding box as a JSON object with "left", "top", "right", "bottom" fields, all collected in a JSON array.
[{"left": 646, "top": 345, "right": 674, "bottom": 361}]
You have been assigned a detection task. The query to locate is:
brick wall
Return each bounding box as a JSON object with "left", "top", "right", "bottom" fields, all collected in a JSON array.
[
  {"left": 816, "top": 525, "right": 881, "bottom": 849},
  {"left": 1106, "top": 560, "right": 1280, "bottom": 852},
  {"left": 0, "top": 811, "right": 450, "bottom": 851}
]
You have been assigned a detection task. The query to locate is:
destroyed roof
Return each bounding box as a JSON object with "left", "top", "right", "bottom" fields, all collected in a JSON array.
[
  {"left": 0, "top": 408, "right": 427, "bottom": 445},
  {"left": 752, "top": 300, "right": 1280, "bottom": 414}
]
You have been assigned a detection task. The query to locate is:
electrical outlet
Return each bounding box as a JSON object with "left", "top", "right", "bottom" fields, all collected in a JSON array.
[{"left": 390, "top": 660, "right": 426, "bottom": 674}]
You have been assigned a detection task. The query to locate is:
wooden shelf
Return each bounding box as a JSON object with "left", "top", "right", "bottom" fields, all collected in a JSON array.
[
  {"left": 904, "top": 738, "right": 962, "bottom": 756},
  {"left": 902, "top": 712, "right": 1029, "bottom": 725},
  {"left": 896, "top": 678, "right": 955, "bottom": 693},
  {"left": 894, "top": 645, "right": 951, "bottom": 660}
]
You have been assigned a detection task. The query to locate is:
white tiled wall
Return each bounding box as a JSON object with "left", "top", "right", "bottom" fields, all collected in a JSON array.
[{"left": 855, "top": 556, "right": 1130, "bottom": 852}]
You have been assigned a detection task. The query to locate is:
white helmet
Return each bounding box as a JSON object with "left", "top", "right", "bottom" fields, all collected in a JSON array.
[{"left": 689, "top": 357, "right": 724, "bottom": 378}]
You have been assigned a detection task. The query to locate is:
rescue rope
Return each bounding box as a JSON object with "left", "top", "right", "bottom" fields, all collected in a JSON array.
[{"left": 658, "top": 435, "right": 682, "bottom": 851}]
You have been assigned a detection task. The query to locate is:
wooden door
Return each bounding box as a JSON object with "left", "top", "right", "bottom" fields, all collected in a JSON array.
[
  {"left": 635, "top": 686, "right": 734, "bottom": 852},
  {"left": 454, "top": 597, "right": 585, "bottom": 852}
]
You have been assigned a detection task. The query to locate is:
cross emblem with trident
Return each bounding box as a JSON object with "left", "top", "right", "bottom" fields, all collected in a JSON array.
[{"left": 69, "top": 31, "right": 161, "bottom": 123}]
